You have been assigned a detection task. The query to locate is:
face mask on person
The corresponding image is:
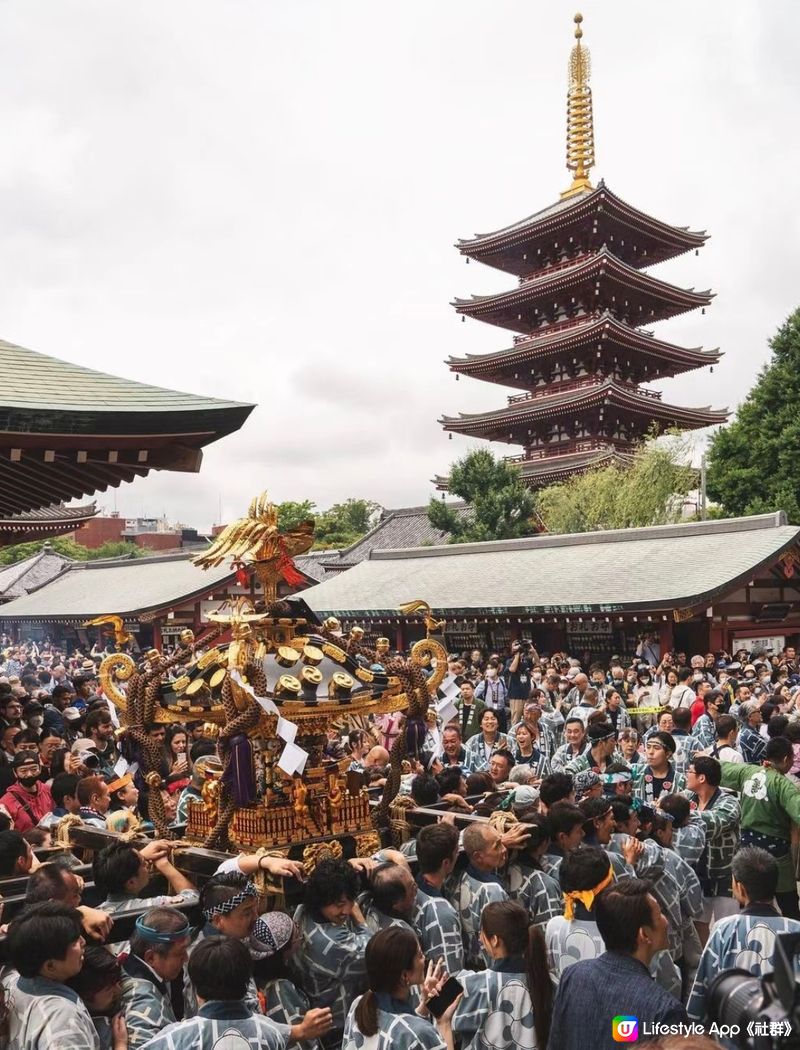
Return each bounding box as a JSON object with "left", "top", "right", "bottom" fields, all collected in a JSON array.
[
  {"left": 486, "top": 669, "right": 497, "bottom": 679},
  {"left": 18, "top": 773, "right": 40, "bottom": 789},
  {"left": 27, "top": 716, "right": 43, "bottom": 729},
  {"left": 693, "top": 673, "right": 703, "bottom": 682},
  {"left": 532, "top": 672, "right": 542, "bottom": 682}
]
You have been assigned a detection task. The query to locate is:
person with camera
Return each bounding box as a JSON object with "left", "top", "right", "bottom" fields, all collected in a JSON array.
[
  {"left": 686, "top": 846, "right": 800, "bottom": 1023},
  {"left": 503, "top": 640, "right": 533, "bottom": 727}
]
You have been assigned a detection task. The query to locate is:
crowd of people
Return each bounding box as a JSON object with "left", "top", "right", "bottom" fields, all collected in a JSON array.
[{"left": 0, "top": 634, "right": 799, "bottom": 1048}]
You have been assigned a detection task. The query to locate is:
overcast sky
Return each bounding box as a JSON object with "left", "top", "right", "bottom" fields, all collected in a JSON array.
[{"left": 0, "top": 1, "right": 797, "bottom": 530}]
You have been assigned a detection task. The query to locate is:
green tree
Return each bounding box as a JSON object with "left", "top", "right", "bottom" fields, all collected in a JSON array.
[
  {"left": 706, "top": 308, "right": 800, "bottom": 522},
  {"left": 428, "top": 448, "right": 538, "bottom": 543},
  {"left": 0, "top": 537, "right": 149, "bottom": 565},
  {"left": 535, "top": 435, "right": 697, "bottom": 534},
  {"left": 315, "top": 499, "right": 381, "bottom": 549},
  {"left": 276, "top": 500, "right": 317, "bottom": 532}
]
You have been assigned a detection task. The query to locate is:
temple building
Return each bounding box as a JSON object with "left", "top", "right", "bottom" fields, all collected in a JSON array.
[{"left": 439, "top": 14, "right": 727, "bottom": 488}]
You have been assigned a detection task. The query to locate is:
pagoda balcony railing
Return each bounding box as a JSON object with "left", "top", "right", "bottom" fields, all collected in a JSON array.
[
  {"left": 506, "top": 378, "right": 663, "bottom": 406},
  {"left": 518, "top": 252, "right": 592, "bottom": 284},
  {"left": 512, "top": 312, "right": 601, "bottom": 345},
  {"left": 505, "top": 439, "right": 636, "bottom": 465}
]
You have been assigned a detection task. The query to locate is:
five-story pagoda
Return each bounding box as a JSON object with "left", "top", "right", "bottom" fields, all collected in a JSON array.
[{"left": 439, "top": 13, "right": 727, "bottom": 489}]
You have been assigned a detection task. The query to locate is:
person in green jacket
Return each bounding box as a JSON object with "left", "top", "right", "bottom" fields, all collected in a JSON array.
[{"left": 719, "top": 736, "right": 800, "bottom": 919}]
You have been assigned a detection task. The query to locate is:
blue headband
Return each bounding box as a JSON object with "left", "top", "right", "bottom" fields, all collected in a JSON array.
[{"left": 134, "top": 915, "right": 191, "bottom": 944}]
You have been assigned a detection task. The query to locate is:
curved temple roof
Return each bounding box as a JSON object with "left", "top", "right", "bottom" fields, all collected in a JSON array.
[
  {"left": 300, "top": 513, "right": 800, "bottom": 618},
  {"left": 440, "top": 379, "right": 728, "bottom": 440},
  {"left": 452, "top": 248, "right": 714, "bottom": 333},
  {"left": 456, "top": 182, "right": 708, "bottom": 276},
  {"left": 0, "top": 340, "right": 254, "bottom": 515}
]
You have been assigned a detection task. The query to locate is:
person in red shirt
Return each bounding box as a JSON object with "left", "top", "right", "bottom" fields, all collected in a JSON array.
[
  {"left": 0, "top": 751, "right": 55, "bottom": 832},
  {"left": 690, "top": 680, "right": 712, "bottom": 726}
]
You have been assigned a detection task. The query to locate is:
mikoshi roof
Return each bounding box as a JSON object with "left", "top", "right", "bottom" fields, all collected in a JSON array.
[
  {"left": 0, "top": 551, "right": 235, "bottom": 622},
  {"left": 299, "top": 513, "right": 800, "bottom": 617},
  {"left": 0, "top": 339, "right": 254, "bottom": 515}
]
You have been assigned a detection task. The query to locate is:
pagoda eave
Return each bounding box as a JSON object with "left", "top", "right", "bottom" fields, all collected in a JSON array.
[
  {"left": 452, "top": 250, "right": 714, "bottom": 334},
  {"left": 456, "top": 183, "right": 708, "bottom": 276},
  {"left": 440, "top": 384, "right": 728, "bottom": 442},
  {"left": 445, "top": 315, "right": 723, "bottom": 388}
]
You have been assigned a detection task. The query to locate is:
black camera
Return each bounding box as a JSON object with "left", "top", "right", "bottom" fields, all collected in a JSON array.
[{"left": 708, "top": 932, "right": 800, "bottom": 1047}]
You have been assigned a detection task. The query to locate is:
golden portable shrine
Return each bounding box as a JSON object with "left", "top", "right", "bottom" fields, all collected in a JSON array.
[{"left": 89, "top": 492, "right": 447, "bottom": 862}]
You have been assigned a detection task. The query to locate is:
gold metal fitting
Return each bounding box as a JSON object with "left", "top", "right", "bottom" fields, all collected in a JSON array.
[
  {"left": 277, "top": 674, "right": 301, "bottom": 697},
  {"left": 301, "top": 644, "right": 323, "bottom": 667},
  {"left": 209, "top": 667, "right": 227, "bottom": 689},
  {"left": 301, "top": 665, "right": 323, "bottom": 686},
  {"left": 276, "top": 646, "right": 300, "bottom": 668}
]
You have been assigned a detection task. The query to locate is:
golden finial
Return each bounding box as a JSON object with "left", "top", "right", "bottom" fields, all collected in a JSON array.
[{"left": 560, "top": 12, "right": 596, "bottom": 200}]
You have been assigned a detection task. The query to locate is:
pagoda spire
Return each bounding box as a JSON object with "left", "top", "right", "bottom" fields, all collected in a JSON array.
[{"left": 561, "top": 12, "right": 596, "bottom": 200}]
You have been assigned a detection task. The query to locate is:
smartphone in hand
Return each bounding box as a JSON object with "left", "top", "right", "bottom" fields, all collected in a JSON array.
[{"left": 427, "top": 977, "right": 463, "bottom": 1019}]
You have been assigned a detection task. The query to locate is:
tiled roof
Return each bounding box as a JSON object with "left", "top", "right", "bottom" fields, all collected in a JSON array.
[
  {"left": 0, "top": 340, "right": 251, "bottom": 414},
  {"left": 293, "top": 550, "right": 341, "bottom": 584},
  {"left": 0, "top": 503, "right": 97, "bottom": 526},
  {"left": 320, "top": 504, "right": 471, "bottom": 572},
  {"left": 0, "top": 548, "right": 73, "bottom": 601},
  {"left": 0, "top": 551, "right": 234, "bottom": 620},
  {"left": 300, "top": 513, "right": 800, "bottom": 616}
]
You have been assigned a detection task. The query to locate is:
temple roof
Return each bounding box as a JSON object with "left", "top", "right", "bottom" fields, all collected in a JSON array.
[
  {"left": 440, "top": 380, "right": 728, "bottom": 442},
  {"left": 446, "top": 313, "right": 722, "bottom": 389},
  {"left": 453, "top": 248, "right": 713, "bottom": 334},
  {"left": 436, "top": 446, "right": 636, "bottom": 491},
  {"left": 299, "top": 513, "right": 800, "bottom": 617},
  {"left": 319, "top": 504, "right": 472, "bottom": 573},
  {"left": 0, "top": 550, "right": 235, "bottom": 622},
  {"left": 0, "top": 502, "right": 98, "bottom": 545},
  {"left": 0, "top": 339, "right": 254, "bottom": 515},
  {"left": 456, "top": 182, "right": 708, "bottom": 276},
  {"left": 0, "top": 545, "right": 74, "bottom": 602}
]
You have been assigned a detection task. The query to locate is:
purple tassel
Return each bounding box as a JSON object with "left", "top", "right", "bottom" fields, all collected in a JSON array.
[
  {"left": 406, "top": 718, "right": 426, "bottom": 757},
  {"left": 222, "top": 734, "right": 256, "bottom": 806}
]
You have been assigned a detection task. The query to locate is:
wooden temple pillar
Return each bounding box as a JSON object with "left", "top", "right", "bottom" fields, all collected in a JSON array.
[{"left": 658, "top": 619, "right": 674, "bottom": 658}]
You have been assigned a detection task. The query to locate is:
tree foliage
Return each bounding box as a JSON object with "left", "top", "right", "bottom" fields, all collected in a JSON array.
[
  {"left": 275, "top": 498, "right": 380, "bottom": 550},
  {"left": 535, "top": 436, "right": 697, "bottom": 534},
  {"left": 0, "top": 537, "right": 150, "bottom": 565},
  {"left": 315, "top": 499, "right": 381, "bottom": 549},
  {"left": 428, "top": 449, "right": 538, "bottom": 543},
  {"left": 706, "top": 308, "right": 800, "bottom": 522}
]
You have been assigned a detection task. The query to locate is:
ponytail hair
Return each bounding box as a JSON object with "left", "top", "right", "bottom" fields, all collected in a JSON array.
[
  {"left": 481, "top": 901, "right": 552, "bottom": 1049},
  {"left": 354, "top": 926, "right": 419, "bottom": 1038}
]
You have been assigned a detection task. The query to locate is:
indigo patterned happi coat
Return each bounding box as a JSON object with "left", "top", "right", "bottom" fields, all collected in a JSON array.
[{"left": 687, "top": 906, "right": 800, "bottom": 1021}]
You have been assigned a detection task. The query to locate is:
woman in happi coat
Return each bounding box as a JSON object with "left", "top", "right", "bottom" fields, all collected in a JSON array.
[
  {"left": 452, "top": 900, "right": 552, "bottom": 1050},
  {"left": 342, "top": 926, "right": 458, "bottom": 1050}
]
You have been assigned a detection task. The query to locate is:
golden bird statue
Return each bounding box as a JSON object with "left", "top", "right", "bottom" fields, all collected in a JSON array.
[
  {"left": 83, "top": 615, "right": 135, "bottom": 651},
  {"left": 193, "top": 491, "right": 314, "bottom": 601}
]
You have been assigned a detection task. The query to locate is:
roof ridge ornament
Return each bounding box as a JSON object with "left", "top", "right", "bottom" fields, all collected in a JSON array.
[{"left": 561, "top": 12, "right": 596, "bottom": 200}]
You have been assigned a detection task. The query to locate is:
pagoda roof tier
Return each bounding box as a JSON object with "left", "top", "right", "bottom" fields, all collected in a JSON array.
[
  {"left": 434, "top": 444, "right": 636, "bottom": 491},
  {"left": 440, "top": 379, "right": 728, "bottom": 443},
  {"left": 0, "top": 339, "right": 254, "bottom": 516},
  {"left": 452, "top": 249, "right": 713, "bottom": 334},
  {"left": 446, "top": 312, "right": 722, "bottom": 390},
  {"left": 456, "top": 182, "right": 707, "bottom": 277}
]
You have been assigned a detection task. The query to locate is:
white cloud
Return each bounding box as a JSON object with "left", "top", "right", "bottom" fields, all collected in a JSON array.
[{"left": 0, "top": 0, "right": 796, "bottom": 529}]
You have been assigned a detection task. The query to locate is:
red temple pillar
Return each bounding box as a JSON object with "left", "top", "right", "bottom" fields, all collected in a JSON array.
[
  {"left": 395, "top": 622, "right": 406, "bottom": 653},
  {"left": 658, "top": 619, "right": 674, "bottom": 658}
]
